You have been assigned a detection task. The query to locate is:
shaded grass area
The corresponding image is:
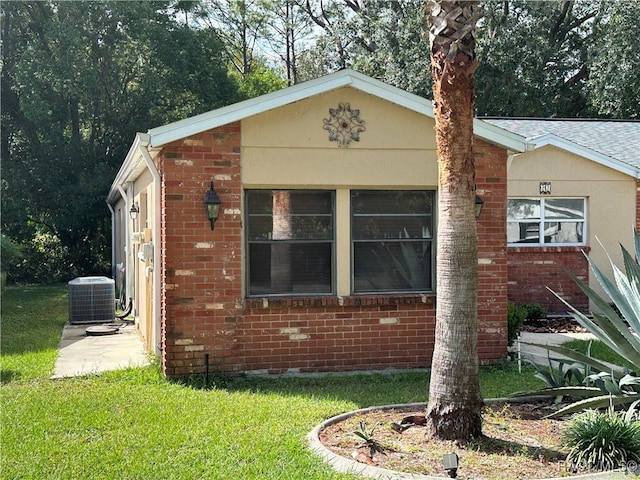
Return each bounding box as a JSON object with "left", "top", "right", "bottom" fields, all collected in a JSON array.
[
  {"left": 1, "top": 284, "right": 68, "bottom": 382},
  {"left": 1, "top": 284, "right": 545, "bottom": 480}
]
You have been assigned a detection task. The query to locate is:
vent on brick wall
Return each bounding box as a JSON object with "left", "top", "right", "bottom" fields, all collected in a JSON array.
[{"left": 68, "top": 276, "right": 115, "bottom": 324}]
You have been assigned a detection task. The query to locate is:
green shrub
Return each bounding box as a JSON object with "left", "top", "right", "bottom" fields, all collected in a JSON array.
[
  {"left": 10, "top": 231, "right": 76, "bottom": 284},
  {"left": 520, "top": 302, "right": 547, "bottom": 320},
  {"left": 507, "top": 302, "right": 526, "bottom": 346},
  {"left": 1, "top": 234, "right": 23, "bottom": 264},
  {"left": 564, "top": 409, "right": 640, "bottom": 473}
]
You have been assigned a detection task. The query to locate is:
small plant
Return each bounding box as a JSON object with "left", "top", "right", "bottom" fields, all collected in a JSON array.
[
  {"left": 528, "top": 358, "right": 585, "bottom": 390},
  {"left": 564, "top": 408, "right": 640, "bottom": 473},
  {"left": 520, "top": 303, "right": 547, "bottom": 320},
  {"left": 507, "top": 302, "right": 526, "bottom": 346},
  {"left": 352, "top": 420, "right": 384, "bottom": 454}
]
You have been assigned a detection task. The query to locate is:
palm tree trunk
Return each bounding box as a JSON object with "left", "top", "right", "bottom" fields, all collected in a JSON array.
[{"left": 425, "top": 0, "right": 483, "bottom": 441}]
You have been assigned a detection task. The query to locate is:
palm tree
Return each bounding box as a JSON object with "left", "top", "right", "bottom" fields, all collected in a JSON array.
[{"left": 425, "top": 0, "right": 484, "bottom": 441}]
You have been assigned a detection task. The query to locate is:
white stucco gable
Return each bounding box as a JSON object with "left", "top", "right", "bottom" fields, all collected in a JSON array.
[{"left": 146, "top": 69, "right": 529, "bottom": 152}]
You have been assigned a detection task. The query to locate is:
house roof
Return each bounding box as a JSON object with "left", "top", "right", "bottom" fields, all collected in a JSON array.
[
  {"left": 146, "top": 69, "right": 529, "bottom": 152},
  {"left": 483, "top": 118, "right": 640, "bottom": 179}
]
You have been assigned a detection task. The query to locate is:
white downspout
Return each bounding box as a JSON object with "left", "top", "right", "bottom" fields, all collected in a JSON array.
[
  {"left": 138, "top": 134, "right": 162, "bottom": 356},
  {"left": 107, "top": 203, "right": 116, "bottom": 280},
  {"left": 117, "top": 184, "right": 135, "bottom": 306}
]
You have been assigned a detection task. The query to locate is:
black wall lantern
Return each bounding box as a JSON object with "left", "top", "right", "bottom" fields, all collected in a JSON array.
[
  {"left": 204, "top": 181, "right": 222, "bottom": 230},
  {"left": 129, "top": 202, "right": 140, "bottom": 220},
  {"left": 474, "top": 194, "right": 484, "bottom": 219}
]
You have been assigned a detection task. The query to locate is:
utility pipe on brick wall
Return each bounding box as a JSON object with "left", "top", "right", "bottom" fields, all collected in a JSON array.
[{"left": 138, "top": 133, "right": 162, "bottom": 356}]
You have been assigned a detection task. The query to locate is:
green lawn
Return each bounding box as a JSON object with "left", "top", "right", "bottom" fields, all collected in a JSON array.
[
  {"left": 1, "top": 284, "right": 544, "bottom": 480},
  {"left": 560, "top": 337, "right": 633, "bottom": 370}
]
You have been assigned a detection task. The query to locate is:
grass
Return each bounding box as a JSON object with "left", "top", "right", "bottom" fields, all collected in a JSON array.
[
  {"left": 1, "top": 284, "right": 68, "bottom": 382},
  {"left": 561, "top": 338, "right": 633, "bottom": 370},
  {"left": 1, "top": 284, "right": 546, "bottom": 480}
]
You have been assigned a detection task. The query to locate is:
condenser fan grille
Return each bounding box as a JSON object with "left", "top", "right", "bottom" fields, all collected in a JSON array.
[{"left": 68, "top": 276, "right": 115, "bottom": 324}]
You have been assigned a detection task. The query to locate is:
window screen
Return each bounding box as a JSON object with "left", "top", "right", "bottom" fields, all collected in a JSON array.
[
  {"left": 246, "top": 190, "right": 334, "bottom": 296},
  {"left": 351, "top": 190, "right": 434, "bottom": 293}
]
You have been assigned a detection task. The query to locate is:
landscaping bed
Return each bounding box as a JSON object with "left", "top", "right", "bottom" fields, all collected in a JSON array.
[{"left": 318, "top": 401, "right": 583, "bottom": 480}]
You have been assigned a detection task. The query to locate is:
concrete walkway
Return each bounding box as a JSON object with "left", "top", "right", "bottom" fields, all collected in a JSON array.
[
  {"left": 52, "top": 322, "right": 150, "bottom": 379},
  {"left": 514, "top": 331, "right": 600, "bottom": 371}
]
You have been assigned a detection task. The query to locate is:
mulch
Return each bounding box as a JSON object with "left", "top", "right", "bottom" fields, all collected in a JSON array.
[{"left": 521, "top": 317, "right": 587, "bottom": 334}]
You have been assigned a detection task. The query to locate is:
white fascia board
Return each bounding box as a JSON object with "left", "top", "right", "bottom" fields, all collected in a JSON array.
[
  {"left": 148, "top": 72, "right": 361, "bottom": 147},
  {"left": 530, "top": 133, "right": 640, "bottom": 179},
  {"left": 472, "top": 119, "right": 530, "bottom": 152},
  {"left": 147, "top": 67, "right": 528, "bottom": 152},
  {"left": 106, "top": 133, "right": 150, "bottom": 204}
]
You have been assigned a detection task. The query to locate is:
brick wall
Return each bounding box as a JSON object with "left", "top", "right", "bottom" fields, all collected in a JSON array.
[
  {"left": 157, "top": 126, "right": 509, "bottom": 378},
  {"left": 158, "top": 123, "right": 243, "bottom": 377},
  {"left": 238, "top": 296, "right": 436, "bottom": 374},
  {"left": 507, "top": 247, "right": 590, "bottom": 314},
  {"left": 475, "top": 140, "right": 509, "bottom": 364},
  {"left": 636, "top": 179, "right": 640, "bottom": 233}
]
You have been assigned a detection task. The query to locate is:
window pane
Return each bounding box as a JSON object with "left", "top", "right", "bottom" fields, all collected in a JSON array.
[
  {"left": 352, "top": 190, "right": 434, "bottom": 293},
  {"left": 246, "top": 190, "right": 273, "bottom": 214},
  {"left": 247, "top": 190, "right": 333, "bottom": 241},
  {"left": 544, "top": 199, "right": 584, "bottom": 219},
  {"left": 248, "top": 243, "right": 332, "bottom": 295},
  {"left": 289, "top": 216, "right": 333, "bottom": 239},
  {"left": 544, "top": 222, "right": 583, "bottom": 243},
  {"left": 353, "top": 241, "right": 431, "bottom": 292},
  {"left": 353, "top": 216, "right": 432, "bottom": 240},
  {"left": 507, "top": 222, "right": 540, "bottom": 243},
  {"left": 352, "top": 191, "right": 433, "bottom": 214},
  {"left": 507, "top": 199, "right": 540, "bottom": 220},
  {"left": 288, "top": 191, "right": 333, "bottom": 214}
]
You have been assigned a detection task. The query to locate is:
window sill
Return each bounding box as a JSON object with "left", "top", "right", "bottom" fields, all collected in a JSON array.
[
  {"left": 244, "top": 293, "right": 435, "bottom": 309},
  {"left": 508, "top": 245, "right": 591, "bottom": 254}
]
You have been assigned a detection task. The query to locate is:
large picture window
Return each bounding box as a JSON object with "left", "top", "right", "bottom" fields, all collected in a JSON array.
[
  {"left": 351, "top": 190, "right": 434, "bottom": 293},
  {"left": 246, "top": 190, "right": 334, "bottom": 296},
  {"left": 507, "top": 198, "right": 586, "bottom": 245}
]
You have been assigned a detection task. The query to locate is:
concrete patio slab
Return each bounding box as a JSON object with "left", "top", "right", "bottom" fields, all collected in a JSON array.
[{"left": 52, "top": 322, "right": 149, "bottom": 379}]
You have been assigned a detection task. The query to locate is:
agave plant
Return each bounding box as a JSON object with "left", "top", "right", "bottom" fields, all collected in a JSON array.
[{"left": 518, "top": 230, "right": 640, "bottom": 417}]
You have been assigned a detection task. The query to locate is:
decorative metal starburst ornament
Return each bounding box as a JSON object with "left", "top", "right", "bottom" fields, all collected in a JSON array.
[{"left": 323, "top": 103, "right": 365, "bottom": 147}]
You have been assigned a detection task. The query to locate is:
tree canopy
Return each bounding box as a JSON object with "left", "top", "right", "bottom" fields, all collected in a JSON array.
[
  {"left": 296, "top": 0, "right": 640, "bottom": 119},
  {"left": 1, "top": 0, "right": 240, "bottom": 282}
]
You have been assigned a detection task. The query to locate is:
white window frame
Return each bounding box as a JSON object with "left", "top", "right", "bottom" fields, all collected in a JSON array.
[{"left": 507, "top": 197, "right": 587, "bottom": 247}]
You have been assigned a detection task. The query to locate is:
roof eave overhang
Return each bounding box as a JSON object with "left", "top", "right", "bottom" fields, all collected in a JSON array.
[
  {"left": 472, "top": 119, "right": 531, "bottom": 153},
  {"left": 106, "top": 132, "right": 151, "bottom": 204},
  {"left": 530, "top": 133, "right": 640, "bottom": 179}
]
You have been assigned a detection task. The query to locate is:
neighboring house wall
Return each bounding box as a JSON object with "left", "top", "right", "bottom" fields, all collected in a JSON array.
[
  {"left": 154, "top": 89, "right": 509, "bottom": 377},
  {"left": 507, "top": 145, "right": 636, "bottom": 314}
]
